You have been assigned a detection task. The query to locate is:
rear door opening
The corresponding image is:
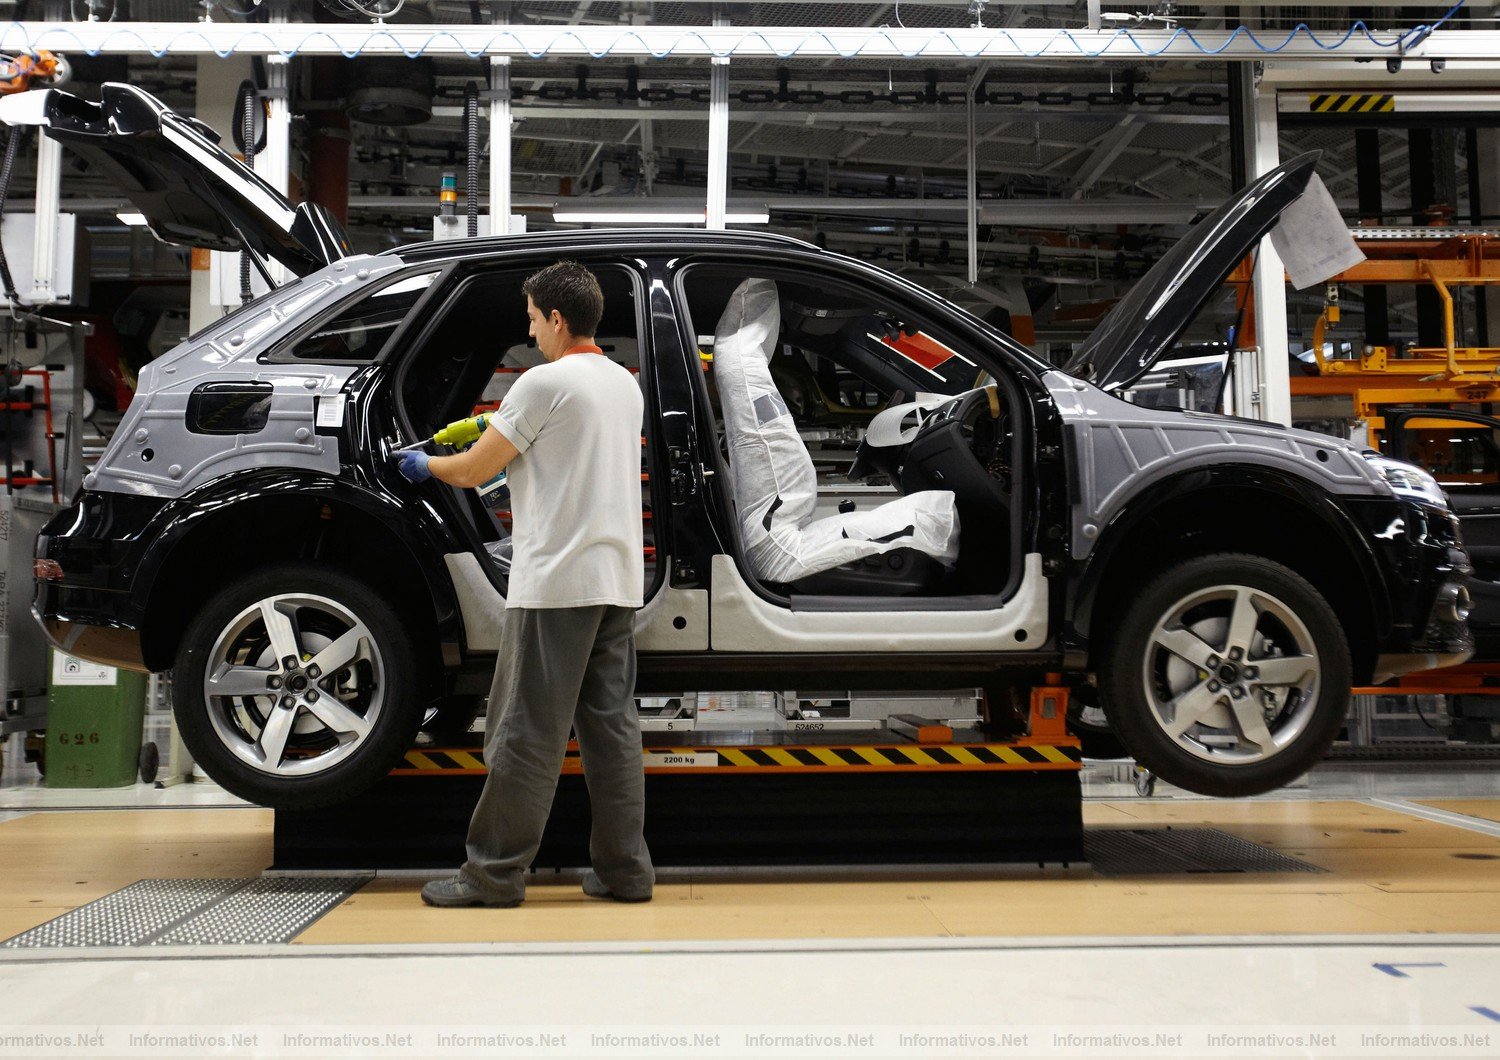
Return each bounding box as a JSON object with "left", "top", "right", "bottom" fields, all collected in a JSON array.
[{"left": 392, "top": 260, "right": 666, "bottom": 635}]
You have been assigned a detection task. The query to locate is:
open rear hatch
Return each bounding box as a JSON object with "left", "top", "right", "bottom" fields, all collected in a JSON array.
[{"left": 0, "top": 82, "right": 348, "bottom": 282}]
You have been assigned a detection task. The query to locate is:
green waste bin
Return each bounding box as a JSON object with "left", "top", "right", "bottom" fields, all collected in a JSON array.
[{"left": 44, "top": 651, "right": 148, "bottom": 788}]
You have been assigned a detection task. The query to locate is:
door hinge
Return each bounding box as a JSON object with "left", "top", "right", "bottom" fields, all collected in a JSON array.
[{"left": 668, "top": 446, "right": 695, "bottom": 506}]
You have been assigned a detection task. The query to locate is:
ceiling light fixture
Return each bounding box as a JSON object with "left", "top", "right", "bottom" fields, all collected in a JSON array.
[{"left": 552, "top": 209, "right": 770, "bottom": 225}]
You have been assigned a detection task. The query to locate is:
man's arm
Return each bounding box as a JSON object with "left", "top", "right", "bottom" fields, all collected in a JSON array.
[{"left": 428, "top": 426, "right": 521, "bottom": 488}]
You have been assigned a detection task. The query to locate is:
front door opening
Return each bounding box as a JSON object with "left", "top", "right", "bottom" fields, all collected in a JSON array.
[{"left": 677, "top": 264, "right": 1026, "bottom": 606}]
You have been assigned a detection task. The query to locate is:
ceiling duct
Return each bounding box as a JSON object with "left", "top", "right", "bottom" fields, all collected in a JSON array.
[{"left": 348, "top": 57, "right": 436, "bottom": 127}]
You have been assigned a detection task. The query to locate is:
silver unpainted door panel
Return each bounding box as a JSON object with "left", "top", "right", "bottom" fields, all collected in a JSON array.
[{"left": 84, "top": 257, "right": 402, "bottom": 499}]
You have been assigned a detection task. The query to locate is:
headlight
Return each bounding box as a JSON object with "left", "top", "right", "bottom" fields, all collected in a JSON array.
[{"left": 1363, "top": 453, "right": 1450, "bottom": 507}]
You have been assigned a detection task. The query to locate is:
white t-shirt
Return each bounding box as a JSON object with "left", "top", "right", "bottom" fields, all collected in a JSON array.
[{"left": 488, "top": 351, "right": 645, "bottom": 609}]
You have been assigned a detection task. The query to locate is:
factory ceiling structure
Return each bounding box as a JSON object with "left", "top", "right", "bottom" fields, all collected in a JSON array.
[{"left": 0, "top": 1, "right": 1486, "bottom": 361}]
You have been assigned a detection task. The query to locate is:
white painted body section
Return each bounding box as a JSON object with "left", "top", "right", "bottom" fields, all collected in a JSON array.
[
  {"left": 443, "top": 553, "right": 506, "bottom": 652},
  {"left": 442, "top": 554, "right": 708, "bottom": 653},
  {"left": 708, "top": 552, "right": 1049, "bottom": 652},
  {"left": 633, "top": 584, "right": 710, "bottom": 651}
]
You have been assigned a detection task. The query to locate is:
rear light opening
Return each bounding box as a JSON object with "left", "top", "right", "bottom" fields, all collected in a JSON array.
[{"left": 34, "top": 558, "right": 63, "bottom": 581}]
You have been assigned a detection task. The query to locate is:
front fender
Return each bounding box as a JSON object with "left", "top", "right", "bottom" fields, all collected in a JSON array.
[{"left": 1066, "top": 464, "right": 1392, "bottom": 644}]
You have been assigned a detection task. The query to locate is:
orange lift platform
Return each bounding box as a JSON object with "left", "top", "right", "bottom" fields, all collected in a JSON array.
[{"left": 273, "top": 683, "right": 1085, "bottom": 870}]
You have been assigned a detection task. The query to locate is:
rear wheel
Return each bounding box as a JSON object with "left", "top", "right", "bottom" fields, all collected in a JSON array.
[
  {"left": 171, "top": 563, "right": 423, "bottom": 809},
  {"left": 1100, "top": 553, "right": 1350, "bottom": 797}
]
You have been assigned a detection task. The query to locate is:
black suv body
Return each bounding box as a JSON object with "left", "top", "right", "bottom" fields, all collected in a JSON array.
[{"left": 13, "top": 84, "right": 1473, "bottom": 808}]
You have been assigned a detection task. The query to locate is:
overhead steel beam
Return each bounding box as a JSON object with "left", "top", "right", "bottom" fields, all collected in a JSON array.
[
  {"left": 0, "top": 22, "right": 1472, "bottom": 61},
  {"left": 978, "top": 200, "right": 1203, "bottom": 224},
  {"left": 1064, "top": 114, "right": 1142, "bottom": 197},
  {"left": 502, "top": 105, "right": 1230, "bottom": 126},
  {"left": 32, "top": 194, "right": 1216, "bottom": 225}
]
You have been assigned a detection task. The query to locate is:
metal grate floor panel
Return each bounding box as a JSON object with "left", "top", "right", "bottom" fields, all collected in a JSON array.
[
  {"left": 154, "top": 875, "right": 369, "bottom": 946},
  {"left": 1083, "top": 827, "right": 1325, "bottom": 876},
  {"left": 1, "top": 875, "right": 369, "bottom": 948}
]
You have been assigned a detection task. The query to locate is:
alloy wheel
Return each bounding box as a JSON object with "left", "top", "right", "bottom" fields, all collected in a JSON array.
[
  {"left": 202, "top": 593, "right": 385, "bottom": 777},
  {"left": 1140, "top": 583, "right": 1322, "bottom": 765}
]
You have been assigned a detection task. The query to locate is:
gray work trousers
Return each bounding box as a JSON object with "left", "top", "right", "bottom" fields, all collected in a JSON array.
[{"left": 460, "top": 604, "right": 654, "bottom": 902}]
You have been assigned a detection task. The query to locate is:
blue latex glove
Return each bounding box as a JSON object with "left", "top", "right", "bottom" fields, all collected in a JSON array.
[{"left": 393, "top": 450, "right": 432, "bottom": 483}]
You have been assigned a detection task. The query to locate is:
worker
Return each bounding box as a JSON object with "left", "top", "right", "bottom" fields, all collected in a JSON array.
[{"left": 393, "top": 260, "right": 654, "bottom": 907}]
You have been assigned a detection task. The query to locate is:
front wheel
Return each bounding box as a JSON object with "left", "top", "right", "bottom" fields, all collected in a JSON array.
[
  {"left": 1099, "top": 553, "right": 1351, "bottom": 797},
  {"left": 171, "top": 563, "right": 424, "bottom": 809},
  {"left": 1065, "top": 685, "right": 1129, "bottom": 760}
]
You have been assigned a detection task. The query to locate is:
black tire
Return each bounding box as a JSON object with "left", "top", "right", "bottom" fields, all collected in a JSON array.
[
  {"left": 420, "top": 694, "right": 485, "bottom": 743},
  {"left": 23, "top": 731, "right": 45, "bottom": 780},
  {"left": 138, "top": 740, "right": 160, "bottom": 784},
  {"left": 1099, "top": 553, "right": 1351, "bottom": 797},
  {"left": 1066, "top": 686, "right": 1130, "bottom": 760},
  {"left": 170, "top": 562, "right": 423, "bottom": 810}
]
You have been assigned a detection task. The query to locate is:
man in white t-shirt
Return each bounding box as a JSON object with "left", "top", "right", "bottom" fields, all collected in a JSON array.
[{"left": 393, "top": 260, "right": 654, "bottom": 907}]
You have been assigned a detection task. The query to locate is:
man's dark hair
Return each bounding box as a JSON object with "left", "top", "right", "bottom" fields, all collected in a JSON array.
[{"left": 522, "top": 260, "right": 604, "bottom": 337}]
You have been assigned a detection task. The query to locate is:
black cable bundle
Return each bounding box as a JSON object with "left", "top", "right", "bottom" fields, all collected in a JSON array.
[
  {"left": 464, "top": 80, "right": 480, "bottom": 239},
  {"left": 0, "top": 126, "right": 27, "bottom": 309},
  {"left": 240, "top": 81, "right": 257, "bottom": 305}
]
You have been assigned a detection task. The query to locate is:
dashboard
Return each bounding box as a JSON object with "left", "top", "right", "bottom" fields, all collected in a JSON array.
[{"left": 848, "top": 387, "right": 1013, "bottom": 513}]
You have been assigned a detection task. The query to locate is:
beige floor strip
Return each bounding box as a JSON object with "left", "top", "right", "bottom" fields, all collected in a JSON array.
[{"left": 3, "top": 800, "right": 1498, "bottom": 948}]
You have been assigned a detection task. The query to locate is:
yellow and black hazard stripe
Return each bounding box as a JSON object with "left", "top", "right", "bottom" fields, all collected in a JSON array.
[
  {"left": 1308, "top": 93, "right": 1394, "bottom": 114},
  {"left": 392, "top": 742, "right": 1081, "bottom": 776},
  {"left": 396, "top": 749, "right": 487, "bottom": 773}
]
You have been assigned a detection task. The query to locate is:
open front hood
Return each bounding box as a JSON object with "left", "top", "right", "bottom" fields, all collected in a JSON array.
[
  {"left": 0, "top": 83, "right": 349, "bottom": 280},
  {"left": 1064, "top": 152, "right": 1320, "bottom": 392}
]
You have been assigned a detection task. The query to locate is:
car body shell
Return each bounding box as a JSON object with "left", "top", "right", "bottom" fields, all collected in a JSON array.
[{"left": 12, "top": 84, "right": 1472, "bottom": 711}]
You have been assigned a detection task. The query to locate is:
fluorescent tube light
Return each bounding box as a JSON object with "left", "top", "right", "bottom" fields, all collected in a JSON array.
[
  {"left": 117, "top": 212, "right": 149, "bottom": 226},
  {"left": 552, "top": 209, "right": 770, "bottom": 224}
]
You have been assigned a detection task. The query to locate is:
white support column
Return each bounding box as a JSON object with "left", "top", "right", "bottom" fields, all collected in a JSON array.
[
  {"left": 966, "top": 66, "right": 979, "bottom": 285},
  {"left": 28, "top": 134, "right": 61, "bottom": 305},
  {"left": 257, "top": 54, "right": 291, "bottom": 286},
  {"left": 706, "top": 55, "right": 729, "bottom": 230},
  {"left": 490, "top": 55, "right": 512, "bottom": 234},
  {"left": 190, "top": 53, "right": 254, "bottom": 333},
  {"left": 257, "top": 57, "right": 291, "bottom": 198},
  {"left": 1246, "top": 76, "right": 1292, "bottom": 426}
]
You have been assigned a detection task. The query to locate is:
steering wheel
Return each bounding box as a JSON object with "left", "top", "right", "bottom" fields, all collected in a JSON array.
[{"left": 846, "top": 390, "right": 963, "bottom": 483}]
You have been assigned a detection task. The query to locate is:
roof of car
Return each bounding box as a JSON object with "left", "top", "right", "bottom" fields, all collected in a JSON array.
[{"left": 387, "top": 226, "right": 820, "bottom": 265}]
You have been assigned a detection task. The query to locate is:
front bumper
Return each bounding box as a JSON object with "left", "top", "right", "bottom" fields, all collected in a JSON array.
[
  {"left": 1350, "top": 497, "right": 1474, "bottom": 679},
  {"left": 1372, "top": 650, "right": 1473, "bottom": 684}
]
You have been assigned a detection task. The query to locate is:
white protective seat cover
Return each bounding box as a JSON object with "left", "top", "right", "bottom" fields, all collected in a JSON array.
[{"left": 712, "top": 277, "right": 960, "bottom": 585}]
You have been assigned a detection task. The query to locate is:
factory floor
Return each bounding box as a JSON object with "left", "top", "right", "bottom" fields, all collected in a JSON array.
[{"left": 1, "top": 743, "right": 1498, "bottom": 1055}]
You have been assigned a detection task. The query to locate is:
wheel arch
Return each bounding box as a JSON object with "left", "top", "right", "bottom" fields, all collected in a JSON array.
[
  {"left": 136, "top": 474, "right": 463, "bottom": 674},
  {"left": 1070, "top": 466, "right": 1389, "bottom": 684}
]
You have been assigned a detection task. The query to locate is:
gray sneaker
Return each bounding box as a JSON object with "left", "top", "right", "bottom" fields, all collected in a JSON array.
[
  {"left": 581, "top": 871, "right": 652, "bottom": 903},
  {"left": 421, "top": 875, "right": 522, "bottom": 908}
]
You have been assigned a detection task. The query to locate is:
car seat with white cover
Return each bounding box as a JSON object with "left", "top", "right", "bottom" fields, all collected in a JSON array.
[{"left": 711, "top": 277, "right": 961, "bottom": 589}]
